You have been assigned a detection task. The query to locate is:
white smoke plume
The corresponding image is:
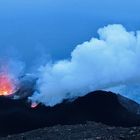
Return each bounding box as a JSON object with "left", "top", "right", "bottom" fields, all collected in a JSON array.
[{"left": 30, "top": 24, "right": 140, "bottom": 106}]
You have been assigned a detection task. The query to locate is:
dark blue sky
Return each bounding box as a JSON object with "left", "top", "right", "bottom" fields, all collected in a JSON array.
[{"left": 0, "top": 0, "right": 140, "bottom": 68}]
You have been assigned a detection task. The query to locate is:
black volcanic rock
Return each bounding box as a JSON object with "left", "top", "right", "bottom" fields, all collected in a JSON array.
[
  {"left": 0, "top": 90, "right": 140, "bottom": 136},
  {"left": 2, "top": 122, "right": 140, "bottom": 140},
  {"left": 117, "top": 94, "right": 140, "bottom": 114}
]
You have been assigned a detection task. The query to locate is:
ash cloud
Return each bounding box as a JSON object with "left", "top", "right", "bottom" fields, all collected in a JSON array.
[
  {"left": 29, "top": 24, "right": 140, "bottom": 106},
  {"left": 0, "top": 58, "right": 25, "bottom": 78}
]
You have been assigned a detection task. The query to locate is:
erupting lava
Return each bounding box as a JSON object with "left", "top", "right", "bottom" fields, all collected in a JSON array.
[
  {"left": 31, "top": 102, "right": 38, "bottom": 108},
  {"left": 0, "top": 73, "right": 16, "bottom": 96}
]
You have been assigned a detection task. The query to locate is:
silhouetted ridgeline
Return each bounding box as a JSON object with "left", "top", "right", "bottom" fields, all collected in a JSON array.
[{"left": 0, "top": 90, "right": 140, "bottom": 136}]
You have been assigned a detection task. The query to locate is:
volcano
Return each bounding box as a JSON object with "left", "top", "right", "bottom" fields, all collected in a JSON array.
[{"left": 0, "top": 89, "right": 140, "bottom": 136}]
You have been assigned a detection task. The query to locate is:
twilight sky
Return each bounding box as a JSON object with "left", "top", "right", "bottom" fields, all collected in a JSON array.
[{"left": 0, "top": 0, "right": 140, "bottom": 68}]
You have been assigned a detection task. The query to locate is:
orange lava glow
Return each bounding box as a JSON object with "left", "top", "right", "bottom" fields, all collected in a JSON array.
[
  {"left": 31, "top": 102, "right": 38, "bottom": 108},
  {"left": 0, "top": 73, "right": 16, "bottom": 96}
]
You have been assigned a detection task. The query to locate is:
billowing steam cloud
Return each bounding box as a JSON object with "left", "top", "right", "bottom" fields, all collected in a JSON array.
[{"left": 30, "top": 24, "right": 140, "bottom": 106}]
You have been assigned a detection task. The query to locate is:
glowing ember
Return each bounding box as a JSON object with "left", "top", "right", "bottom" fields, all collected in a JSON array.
[
  {"left": 0, "top": 73, "right": 16, "bottom": 96},
  {"left": 31, "top": 102, "right": 38, "bottom": 108}
]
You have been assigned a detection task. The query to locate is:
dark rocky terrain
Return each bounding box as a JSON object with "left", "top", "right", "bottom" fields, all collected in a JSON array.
[
  {"left": 0, "top": 90, "right": 140, "bottom": 139},
  {"left": 1, "top": 121, "right": 140, "bottom": 140}
]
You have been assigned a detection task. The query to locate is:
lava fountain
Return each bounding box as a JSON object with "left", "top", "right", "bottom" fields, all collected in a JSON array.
[
  {"left": 0, "top": 73, "right": 18, "bottom": 96},
  {"left": 31, "top": 102, "right": 38, "bottom": 108}
]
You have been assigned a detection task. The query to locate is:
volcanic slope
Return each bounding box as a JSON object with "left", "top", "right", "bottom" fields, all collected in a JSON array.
[{"left": 0, "top": 90, "right": 140, "bottom": 136}]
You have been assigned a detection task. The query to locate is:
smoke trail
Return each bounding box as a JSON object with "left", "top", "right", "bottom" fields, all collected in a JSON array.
[{"left": 30, "top": 24, "right": 140, "bottom": 106}]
